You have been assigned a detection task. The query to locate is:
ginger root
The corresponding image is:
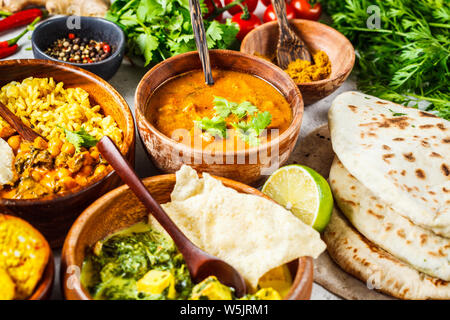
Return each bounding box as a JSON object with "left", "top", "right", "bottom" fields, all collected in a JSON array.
[{"left": 0, "top": 0, "right": 110, "bottom": 17}]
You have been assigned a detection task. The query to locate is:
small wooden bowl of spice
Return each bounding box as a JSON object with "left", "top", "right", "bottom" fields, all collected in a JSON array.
[{"left": 241, "top": 20, "right": 355, "bottom": 105}]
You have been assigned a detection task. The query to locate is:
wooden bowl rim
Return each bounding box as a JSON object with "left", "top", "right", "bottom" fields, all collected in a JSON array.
[
  {"left": 62, "top": 173, "right": 313, "bottom": 300},
  {"left": 28, "top": 251, "right": 55, "bottom": 300},
  {"left": 240, "top": 19, "right": 355, "bottom": 87},
  {"left": 135, "top": 49, "right": 304, "bottom": 157},
  {"left": 31, "top": 17, "right": 126, "bottom": 67},
  {"left": 0, "top": 59, "right": 135, "bottom": 206}
]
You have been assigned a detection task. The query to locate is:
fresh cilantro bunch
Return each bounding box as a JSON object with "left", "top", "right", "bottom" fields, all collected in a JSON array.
[
  {"left": 106, "top": 0, "right": 239, "bottom": 66},
  {"left": 59, "top": 126, "right": 99, "bottom": 152},
  {"left": 322, "top": 0, "right": 449, "bottom": 120},
  {"left": 194, "top": 97, "right": 272, "bottom": 146}
]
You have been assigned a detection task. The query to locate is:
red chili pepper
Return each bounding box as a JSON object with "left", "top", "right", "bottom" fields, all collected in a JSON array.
[
  {"left": 0, "top": 17, "right": 41, "bottom": 48},
  {"left": 102, "top": 43, "right": 111, "bottom": 53},
  {"left": 68, "top": 33, "right": 75, "bottom": 40},
  {"left": 0, "top": 8, "right": 45, "bottom": 33},
  {"left": 0, "top": 44, "right": 18, "bottom": 59}
]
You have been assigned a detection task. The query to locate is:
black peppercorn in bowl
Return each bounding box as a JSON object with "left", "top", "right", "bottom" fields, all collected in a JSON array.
[{"left": 32, "top": 17, "right": 125, "bottom": 80}]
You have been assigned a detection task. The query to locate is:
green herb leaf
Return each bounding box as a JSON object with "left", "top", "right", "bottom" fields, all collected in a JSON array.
[
  {"left": 59, "top": 126, "right": 99, "bottom": 152},
  {"left": 388, "top": 109, "right": 407, "bottom": 117},
  {"left": 194, "top": 116, "right": 227, "bottom": 138},
  {"left": 213, "top": 97, "right": 258, "bottom": 119},
  {"left": 251, "top": 111, "right": 272, "bottom": 135}
]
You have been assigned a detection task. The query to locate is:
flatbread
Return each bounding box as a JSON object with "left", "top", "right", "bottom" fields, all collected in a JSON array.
[
  {"left": 330, "top": 157, "right": 450, "bottom": 281},
  {"left": 324, "top": 208, "right": 450, "bottom": 300},
  {"left": 152, "top": 165, "right": 326, "bottom": 290},
  {"left": 328, "top": 92, "right": 450, "bottom": 238}
]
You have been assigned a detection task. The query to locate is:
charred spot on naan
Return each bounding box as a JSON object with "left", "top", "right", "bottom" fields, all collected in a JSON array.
[
  {"left": 436, "top": 123, "right": 446, "bottom": 131},
  {"left": 347, "top": 105, "right": 358, "bottom": 113},
  {"left": 382, "top": 153, "right": 395, "bottom": 163},
  {"left": 415, "top": 169, "right": 426, "bottom": 179},
  {"left": 443, "top": 138, "right": 450, "bottom": 144},
  {"left": 419, "top": 111, "right": 438, "bottom": 118},
  {"left": 419, "top": 124, "right": 435, "bottom": 129},
  {"left": 403, "top": 152, "right": 416, "bottom": 162},
  {"left": 441, "top": 164, "right": 449, "bottom": 177},
  {"left": 430, "top": 152, "right": 442, "bottom": 158}
]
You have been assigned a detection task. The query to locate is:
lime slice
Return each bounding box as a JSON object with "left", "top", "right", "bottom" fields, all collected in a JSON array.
[{"left": 262, "top": 165, "right": 333, "bottom": 232}]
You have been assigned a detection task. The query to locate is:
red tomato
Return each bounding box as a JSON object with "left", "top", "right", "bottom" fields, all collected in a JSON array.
[
  {"left": 261, "top": 0, "right": 271, "bottom": 6},
  {"left": 291, "top": 0, "right": 322, "bottom": 21},
  {"left": 204, "top": 0, "right": 224, "bottom": 21},
  {"left": 263, "top": 3, "right": 295, "bottom": 23},
  {"left": 225, "top": 0, "right": 258, "bottom": 15},
  {"left": 232, "top": 11, "right": 262, "bottom": 41}
]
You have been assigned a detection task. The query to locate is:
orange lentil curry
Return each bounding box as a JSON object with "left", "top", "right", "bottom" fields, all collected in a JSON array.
[{"left": 147, "top": 70, "right": 292, "bottom": 151}]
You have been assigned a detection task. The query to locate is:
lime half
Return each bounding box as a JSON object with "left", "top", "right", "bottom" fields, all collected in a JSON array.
[{"left": 262, "top": 165, "right": 333, "bottom": 232}]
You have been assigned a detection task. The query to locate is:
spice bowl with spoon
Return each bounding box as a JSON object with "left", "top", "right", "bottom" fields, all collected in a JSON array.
[{"left": 241, "top": 19, "right": 355, "bottom": 105}]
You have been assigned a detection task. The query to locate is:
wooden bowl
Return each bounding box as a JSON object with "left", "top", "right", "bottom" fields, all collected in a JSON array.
[
  {"left": 135, "top": 50, "right": 304, "bottom": 186},
  {"left": 61, "top": 174, "right": 314, "bottom": 300},
  {"left": 29, "top": 251, "right": 55, "bottom": 300},
  {"left": 0, "top": 59, "right": 135, "bottom": 247},
  {"left": 241, "top": 20, "right": 355, "bottom": 105}
]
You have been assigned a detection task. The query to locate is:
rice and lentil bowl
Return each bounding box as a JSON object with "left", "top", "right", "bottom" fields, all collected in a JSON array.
[{"left": 0, "top": 77, "right": 123, "bottom": 199}]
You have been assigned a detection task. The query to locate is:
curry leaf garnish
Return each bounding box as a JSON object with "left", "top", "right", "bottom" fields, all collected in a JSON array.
[
  {"left": 194, "top": 116, "right": 227, "bottom": 138},
  {"left": 59, "top": 126, "right": 99, "bottom": 152}
]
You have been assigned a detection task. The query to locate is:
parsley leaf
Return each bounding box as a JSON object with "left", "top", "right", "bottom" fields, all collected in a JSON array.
[
  {"left": 106, "top": 0, "right": 239, "bottom": 67},
  {"left": 231, "top": 112, "right": 272, "bottom": 146},
  {"left": 194, "top": 116, "right": 227, "bottom": 138},
  {"left": 251, "top": 111, "right": 272, "bottom": 135},
  {"left": 59, "top": 126, "right": 99, "bottom": 152},
  {"left": 213, "top": 97, "right": 258, "bottom": 119}
]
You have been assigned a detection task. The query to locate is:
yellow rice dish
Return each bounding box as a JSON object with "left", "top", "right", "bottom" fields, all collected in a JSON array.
[
  {"left": 0, "top": 77, "right": 122, "bottom": 145},
  {"left": 0, "top": 77, "right": 123, "bottom": 199}
]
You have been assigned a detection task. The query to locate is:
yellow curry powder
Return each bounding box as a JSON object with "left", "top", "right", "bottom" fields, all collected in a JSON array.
[
  {"left": 284, "top": 51, "right": 332, "bottom": 83},
  {"left": 0, "top": 215, "right": 50, "bottom": 299}
]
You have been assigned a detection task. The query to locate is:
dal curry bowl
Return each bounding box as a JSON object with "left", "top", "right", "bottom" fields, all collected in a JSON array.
[
  {"left": 135, "top": 50, "right": 304, "bottom": 186},
  {"left": 61, "top": 173, "right": 314, "bottom": 300},
  {"left": 0, "top": 59, "right": 135, "bottom": 247}
]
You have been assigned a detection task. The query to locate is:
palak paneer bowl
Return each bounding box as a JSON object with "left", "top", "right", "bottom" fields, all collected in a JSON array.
[
  {"left": 61, "top": 173, "right": 314, "bottom": 300},
  {"left": 135, "top": 50, "right": 304, "bottom": 186},
  {"left": 0, "top": 59, "right": 135, "bottom": 247}
]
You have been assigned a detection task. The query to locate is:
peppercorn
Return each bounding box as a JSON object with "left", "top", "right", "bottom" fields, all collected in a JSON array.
[{"left": 45, "top": 34, "right": 112, "bottom": 64}]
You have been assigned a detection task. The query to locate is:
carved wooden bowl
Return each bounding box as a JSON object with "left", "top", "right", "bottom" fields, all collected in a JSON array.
[
  {"left": 135, "top": 49, "right": 304, "bottom": 187},
  {"left": 241, "top": 20, "right": 355, "bottom": 105},
  {"left": 61, "top": 174, "right": 314, "bottom": 300}
]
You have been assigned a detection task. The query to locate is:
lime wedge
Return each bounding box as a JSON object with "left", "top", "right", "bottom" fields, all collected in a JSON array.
[{"left": 262, "top": 165, "right": 333, "bottom": 232}]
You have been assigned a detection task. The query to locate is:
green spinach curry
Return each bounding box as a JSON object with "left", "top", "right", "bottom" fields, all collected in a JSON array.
[{"left": 81, "top": 223, "right": 282, "bottom": 300}]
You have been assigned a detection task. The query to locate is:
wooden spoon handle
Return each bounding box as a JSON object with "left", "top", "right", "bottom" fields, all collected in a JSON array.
[
  {"left": 0, "top": 102, "right": 45, "bottom": 142},
  {"left": 272, "top": 0, "right": 292, "bottom": 37},
  {"left": 189, "top": 0, "right": 214, "bottom": 85},
  {"left": 97, "top": 137, "right": 196, "bottom": 253}
]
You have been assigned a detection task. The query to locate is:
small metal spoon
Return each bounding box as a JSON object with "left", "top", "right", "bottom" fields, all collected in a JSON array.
[
  {"left": 189, "top": 0, "right": 214, "bottom": 85},
  {"left": 97, "top": 136, "right": 247, "bottom": 297}
]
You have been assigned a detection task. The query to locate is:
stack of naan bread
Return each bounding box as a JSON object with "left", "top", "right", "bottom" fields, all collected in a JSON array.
[{"left": 324, "top": 92, "right": 450, "bottom": 299}]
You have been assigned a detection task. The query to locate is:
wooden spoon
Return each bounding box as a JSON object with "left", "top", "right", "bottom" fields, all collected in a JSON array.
[
  {"left": 0, "top": 102, "right": 45, "bottom": 142},
  {"left": 272, "top": 0, "right": 313, "bottom": 69},
  {"left": 189, "top": 0, "right": 214, "bottom": 85},
  {"left": 97, "top": 136, "right": 247, "bottom": 297}
]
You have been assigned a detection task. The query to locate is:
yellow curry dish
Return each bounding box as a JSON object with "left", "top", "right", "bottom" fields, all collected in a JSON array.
[
  {"left": 147, "top": 69, "right": 292, "bottom": 151},
  {"left": 0, "top": 214, "right": 50, "bottom": 300},
  {"left": 0, "top": 77, "right": 123, "bottom": 200}
]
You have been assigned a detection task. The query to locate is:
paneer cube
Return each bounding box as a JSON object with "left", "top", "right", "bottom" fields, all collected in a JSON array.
[
  {"left": 254, "top": 288, "right": 282, "bottom": 300},
  {"left": 136, "top": 270, "right": 176, "bottom": 299},
  {"left": 190, "top": 276, "right": 233, "bottom": 300}
]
